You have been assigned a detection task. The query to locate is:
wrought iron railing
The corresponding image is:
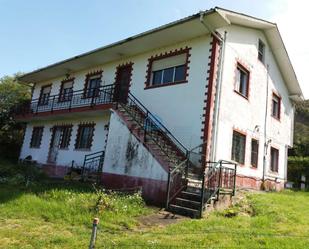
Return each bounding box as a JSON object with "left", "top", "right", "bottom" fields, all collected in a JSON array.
[
  {"left": 118, "top": 92, "right": 189, "bottom": 163},
  {"left": 14, "top": 84, "right": 115, "bottom": 115},
  {"left": 200, "top": 160, "right": 237, "bottom": 216},
  {"left": 82, "top": 150, "right": 105, "bottom": 182},
  {"left": 165, "top": 159, "right": 189, "bottom": 209},
  {"left": 165, "top": 143, "right": 206, "bottom": 209}
]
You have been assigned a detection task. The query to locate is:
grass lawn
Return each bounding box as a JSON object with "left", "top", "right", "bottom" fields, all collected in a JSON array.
[{"left": 0, "top": 162, "right": 309, "bottom": 248}]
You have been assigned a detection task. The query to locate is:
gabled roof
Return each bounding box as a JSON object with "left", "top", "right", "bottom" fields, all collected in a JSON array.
[{"left": 19, "top": 7, "right": 303, "bottom": 99}]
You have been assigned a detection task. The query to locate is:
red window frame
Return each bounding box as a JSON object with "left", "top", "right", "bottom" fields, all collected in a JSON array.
[
  {"left": 270, "top": 147, "right": 279, "bottom": 172},
  {"left": 30, "top": 126, "right": 44, "bottom": 148},
  {"left": 74, "top": 123, "right": 95, "bottom": 150},
  {"left": 231, "top": 130, "right": 247, "bottom": 165},
  {"left": 145, "top": 47, "right": 191, "bottom": 89},
  {"left": 38, "top": 84, "right": 52, "bottom": 106},
  {"left": 234, "top": 62, "right": 250, "bottom": 99},
  {"left": 83, "top": 71, "right": 103, "bottom": 98},
  {"left": 58, "top": 78, "right": 74, "bottom": 102},
  {"left": 250, "top": 138, "right": 259, "bottom": 168},
  {"left": 271, "top": 92, "right": 281, "bottom": 120}
]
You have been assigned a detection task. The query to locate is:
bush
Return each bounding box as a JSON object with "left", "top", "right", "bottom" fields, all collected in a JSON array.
[
  {"left": 287, "top": 157, "right": 309, "bottom": 188},
  {"left": 0, "top": 159, "right": 46, "bottom": 186}
]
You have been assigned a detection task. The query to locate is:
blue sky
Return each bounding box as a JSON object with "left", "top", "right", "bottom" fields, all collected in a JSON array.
[{"left": 1, "top": 0, "right": 308, "bottom": 98}]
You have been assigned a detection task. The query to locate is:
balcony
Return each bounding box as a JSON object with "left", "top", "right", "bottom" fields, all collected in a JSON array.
[{"left": 15, "top": 84, "right": 115, "bottom": 119}]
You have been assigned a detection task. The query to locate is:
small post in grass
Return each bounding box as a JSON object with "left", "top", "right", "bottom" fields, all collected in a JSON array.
[{"left": 89, "top": 218, "right": 99, "bottom": 249}]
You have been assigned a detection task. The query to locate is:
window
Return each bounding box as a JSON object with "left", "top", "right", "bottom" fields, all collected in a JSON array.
[
  {"left": 30, "top": 126, "right": 44, "bottom": 148},
  {"left": 231, "top": 131, "right": 246, "bottom": 164},
  {"left": 258, "top": 39, "right": 265, "bottom": 63},
  {"left": 59, "top": 79, "right": 74, "bottom": 102},
  {"left": 75, "top": 124, "right": 95, "bottom": 149},
  {"left": 235, "top": 64, "right": 249, "bottom": 98},
  {"left": 272, "top": 93, "right": 281, "bottom": 120},
  {"left": 38, "top": 85, "right": 51, "bottom": 105},
  {"left": 59, "top": 126, "right": 73, "bottom": 149},
  {"left": 251, "top": 139, "right": 259, "bottom": 168},
  {"left": 146, "top": 48, "right": 190, "bottom": 88},
  {"left": 84, "top": 74, "right": 101, "bottom": 98},
  {"left": 270, "top": 147, "right": 279, "bottom": 172}
]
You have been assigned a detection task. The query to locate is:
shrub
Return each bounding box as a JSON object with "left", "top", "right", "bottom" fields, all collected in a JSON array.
[{"left": 287, "top": 157, "right": 309, "bottom": 188}]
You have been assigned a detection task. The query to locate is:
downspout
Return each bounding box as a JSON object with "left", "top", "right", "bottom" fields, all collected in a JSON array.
[
  {"left": 262, "top": 64, "right": 270, "bottom": 185},
  {"left": 210, "top": 31, "right": 227, "bottom": 162},
  {"left": 199, "top": 11, "right": 225, "bottom": 162}
]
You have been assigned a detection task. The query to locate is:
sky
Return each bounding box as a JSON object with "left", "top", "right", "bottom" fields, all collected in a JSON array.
[{"left": 0, "top": 0, "right": 308, "bottom": 98}]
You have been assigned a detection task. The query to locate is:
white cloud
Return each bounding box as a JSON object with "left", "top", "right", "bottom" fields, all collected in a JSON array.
[{"left": 268, "top": 0, "right": 309, "bottom": 99}]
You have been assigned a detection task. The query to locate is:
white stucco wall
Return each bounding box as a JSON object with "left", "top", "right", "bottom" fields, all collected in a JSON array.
[
  {"left": 31, "top": 35, "right": 212, "bottom": 150},
  {"left": 103, "top": 111, "right": 167, "bottom": 181},
  {"left": 20, "top": 114, "right": 110, "bottom": 167},
  {"left": 24, "top": 23, "right": 296, "bottom": 186},
  {"left": 215, "top": 25, "right": 294, "bottom": 182}
]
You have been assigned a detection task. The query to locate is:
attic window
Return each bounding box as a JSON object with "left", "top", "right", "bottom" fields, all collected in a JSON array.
[
  {"left": 145, "top": 48, "right": 190, "bottom": 89},
  {"left": 258, "top": 40, "right": 265, "bottom": 63}
]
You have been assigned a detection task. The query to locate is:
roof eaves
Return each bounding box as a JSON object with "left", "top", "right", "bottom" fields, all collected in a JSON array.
[{"left": 18, "top": 8, "right": 216, "bottom": 83}]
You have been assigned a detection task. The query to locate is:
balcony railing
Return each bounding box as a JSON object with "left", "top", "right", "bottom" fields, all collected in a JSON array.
[{"left": 15, "top": 84, "right": 115, "bottom": 115}]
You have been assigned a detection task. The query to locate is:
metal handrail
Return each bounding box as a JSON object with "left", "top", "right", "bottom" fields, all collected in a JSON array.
[
  {"left": 200, "top": 160, "right": 237, "bottom": 216},
  {"left": 31, "top": 84, "right": 114, "bottom": 102},
  {"left": 127, "top": 92, "right": 188, "bottom": 155},
  {"left": 15, "top": 84, "right": 115, "bottom": 115}
]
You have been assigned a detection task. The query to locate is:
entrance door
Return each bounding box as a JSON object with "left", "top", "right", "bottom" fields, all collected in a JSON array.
[
  {"left": 48, "top": 127, "right": 62, "bottom": 164},
  {"left": 114, "top": 64, "right": 132, "bottom": 103}
]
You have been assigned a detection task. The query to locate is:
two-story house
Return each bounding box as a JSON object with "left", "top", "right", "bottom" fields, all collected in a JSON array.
[{"left": 16, "top": 7, "right": 303, "bottom": 218}]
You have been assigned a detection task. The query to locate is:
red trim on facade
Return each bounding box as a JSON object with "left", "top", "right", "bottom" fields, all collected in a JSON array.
[
  {"left": 270, "top": 146, "right": 279, "bottom": 173},
  {"left": 271, "top": 91, "right": 281, "bottom": 121},
  {"left": 83, "top": 70, "right": 103, "bottom": 98},
  {"left": 236, "top": 174, "right": 284, "bottom": 191},
  {"left": 58, "top": 77, "right": 75, "bottom": 102},
  {"left": 74, "top": 122, "right": 96, "bottom": 150},
  {"left": 30, "top": 126, "right": 44, "bottom": 148},
  {"left": 113, "top": 62, "right": 134, "bottom": 102},
  {"left": 231, "top": 128, "right": 247, "bottom": 166},
  {"left": 15, "top": 103, "right": 114, "bottom": 120},
  {"left": 144, "top": 80, "right": 188, "bottom": 90},
  {"left": 233, "top": 60, "right": 251, "bottom": 100},
  {"left": 38, "top": 84, "right": 52, "bottom": 105},
  {"left": 101, "top": 172, "right": 167, "bottom": 205},
  {"left": 201, "top": 35, "right": 221, "bottom": 161},
  {"left": 144, "top": 47, "right": 191, "bottom": 89},
  {"left": 250, "top": 138, "right": 259, "bottom": 168}
]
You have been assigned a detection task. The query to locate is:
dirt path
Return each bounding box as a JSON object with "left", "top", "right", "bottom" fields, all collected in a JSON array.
[{"left": 136, "top": 209, "right": 187, "bottom": 230}]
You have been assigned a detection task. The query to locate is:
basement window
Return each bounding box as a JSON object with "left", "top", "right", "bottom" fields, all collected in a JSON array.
[
  {"left": 270, "top": 147, "right": 279, "bottom": 172},
  {"left": 271, "top": 92, "right": 281, "bottom": 120},
  {"left": 30, "top": 126, "right": 44, "bottom": 148},
  {"left": 235, "top": 63, "right": 249, "bottom": 98},
  {"left": 145, "top": 48, "right": 190, "bottom": 89},
  {"left": 251, "top": 139, "right": 259, "bottom": 168},
  {"left": 75, "top": 124, "right": 95, "bottom": 150},
  {"left": 258, "top": 39, "right": 265, "bottom": 63},
  {"left": 231, "top": 130, "right": 246, "bottom": 164}
]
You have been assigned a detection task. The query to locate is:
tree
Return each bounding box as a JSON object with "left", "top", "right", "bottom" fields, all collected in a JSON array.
[{"left": 0, "top": 74, "right": 31, "bottom": 160}]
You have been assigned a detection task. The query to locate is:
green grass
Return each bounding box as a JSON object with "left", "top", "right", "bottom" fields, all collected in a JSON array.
[
  {"left": 1, "top": 161, "right": 309, "bottom": 249},
  {"left": 0, "top": 180, "right": 153, "bottom": 248}
]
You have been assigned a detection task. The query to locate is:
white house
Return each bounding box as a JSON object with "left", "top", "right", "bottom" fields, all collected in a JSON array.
[{"left": 16, "top": 7, "right": 303, "bottom": 217}]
